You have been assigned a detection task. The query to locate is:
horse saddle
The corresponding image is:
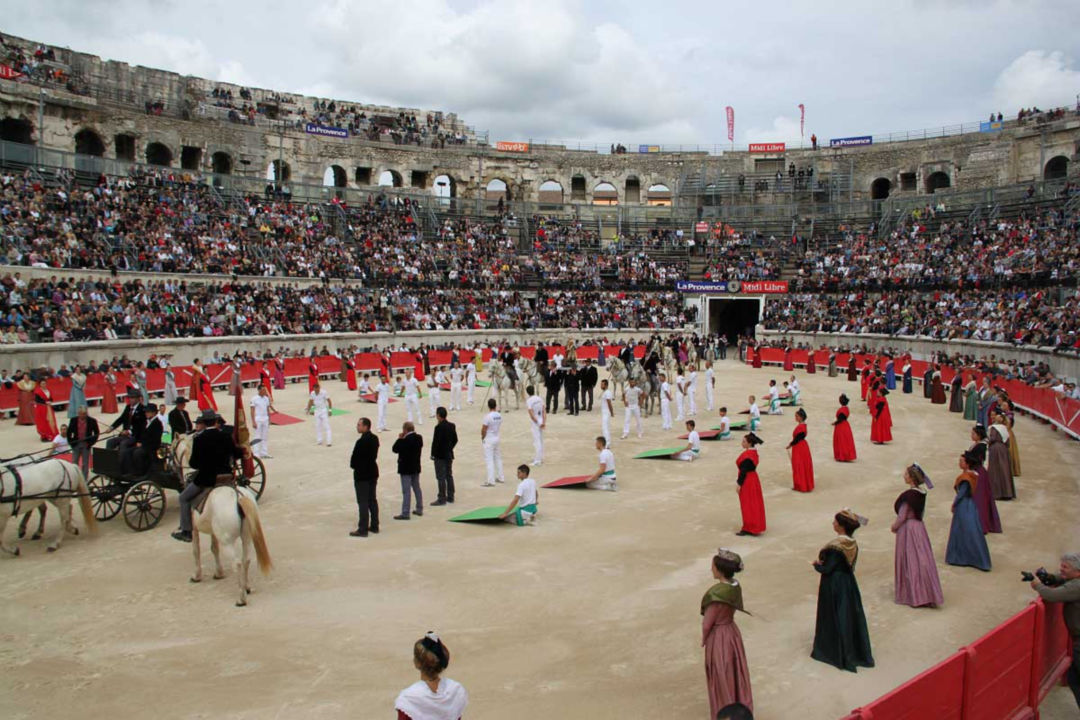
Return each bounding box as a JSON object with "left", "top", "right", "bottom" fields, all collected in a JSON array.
[{"left": 193, "top": 474, "right": 237, "bottom": 514}]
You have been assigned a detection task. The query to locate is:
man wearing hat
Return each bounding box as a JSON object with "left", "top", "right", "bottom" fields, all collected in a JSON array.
[
  {"left": 168, "top": 397, "right": 193, "bottom": 440},
  {"left": 108, "top": 388, "right": 146, "bottom": 475},
  {"left": 172, "top": 409, "right": 243, "bottom": 542},
  {"left": 133, "top": 404, "right": 164, "bottom": 475}
]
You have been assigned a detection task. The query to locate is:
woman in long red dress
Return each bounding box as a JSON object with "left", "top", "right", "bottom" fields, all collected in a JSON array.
[
  {"left": 783, "top": 346, "right": 794, "bottom": 372},
  {"left": 100, "top": 370, "right": 119, "bottom": 414},
  {"left": 33, "top": 380, "right": 59, "bottom": 442},
  {"left": 344, "top": 356, "right": 357, "bottom": 391},
  {"left": 930, "top": 368, "right": 947, "bottom": 405},
  {"left": 16, "top": 376, "right": 36, "bottom": 425},
  {"left": 701, "top": 549, "right": 754, "bottom": 717},
  {"left": 860, "top": 363, "right": 872, "bottom": 401},
  {"left": 787, "top": 408, "right": 815, "bottom": 492},
  {"left": 190, "top": 360, "right": 218, "bottom": 411},
  {"left": 736, "top": 433, "right": 766, "bottom": 536},
  {"left": 261, "top": 362, "right": 274, "bottom": 401},
  {"left": 751, "top": 345, "right": 762, "bottom": 369},
  {"left": 806, "top": 349, "right": 816, "bottom": 374},
  {"left": 832, "top": 394, "right": 857, "bottom": 462},
  {"left": 871, "top": 389, "right": 893, "bottom": 444},
  {"left": 308, "top": 358, "right": 319, "bottom": 392}
]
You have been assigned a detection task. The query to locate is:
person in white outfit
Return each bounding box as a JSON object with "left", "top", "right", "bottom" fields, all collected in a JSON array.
[
  {"left": 525, "top": 385, "right": 545, "bottom": 466},
  {"left": 428, "top": 368, "right": 444, "bottom": 417},
  {"left": 746, "top": 395, "right": 762, "bottom": 432},
  {"left": 659, "top": 372, "right": 673, "bottom": 430},
  {"left": 675, "top": 368, "right": 686, "bottom": 421},
  {"left": 552, "top": 351, "right": 564, "bottom": 371},
  {"left": 687, "top": 365, "right": 698, "bottom": 416},
  {"left": 717, "top": 407, "right": 732, "bottom": 440},
  {"left": 249, "top": 385, "right": 275, "bottom": 457},
  {"left": 358, "top": 373, "right": 371, "bottom": 397},
  {"left": 586, "top": 436, "right": 617, "bottom": 491},
  {"left": 767, "top": 380, "right": 783, "bottom": 415},
  {"left": 449, "top": 362, "right": 464, "bottom": 411},
  {"left": 403, "top": 368, "right": 423, "bottom": 425},
  {"left": 375, "top": 376, "right": 391, "bottom": 431},
  {"left": 704, "top": 364, "right": 715, "bottom": 412},
  {"left": 306, "top": 382, "right": 333, "bottom": 446},
  {"left": 499, "top": 464, "right": 539, "bottom": 525},
  {"left": 465, "top": 361, "right": 477, "bottom": 405},
  {"left": 621, "top": 378, "right": 644, "bottom": 439},
  {"left": 789, "top": 375, "right": 801, "bottom": 404},
  {"left": 675, "top": 419, "right": 701, "bottom": 461},
  {"left": 480, "top": 398, "right": 504, "bottom": 486},
  {"left": 600, "top": 379, "right": 614, "bottom": 447}
]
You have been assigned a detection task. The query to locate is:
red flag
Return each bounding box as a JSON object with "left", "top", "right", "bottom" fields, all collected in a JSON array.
[
  {"left": 725, "top": 106, "right": 734, "bottom": 142},
  {"left": 233, "top": 386, "right": 255, "bottom": 478},
  {"left": 798, "top": 104, "right": 805, "bottom": 138}
]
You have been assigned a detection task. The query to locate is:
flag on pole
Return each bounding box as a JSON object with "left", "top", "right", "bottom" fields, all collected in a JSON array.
[
  {"left": 726, "top": 106, "right": 735, "bottom": 142},
  {"left": 798, "top": 104, "right": 805, "bottom": 138},
  {"left": 233, "top": 386, "right": 255, "bottom": 478}
]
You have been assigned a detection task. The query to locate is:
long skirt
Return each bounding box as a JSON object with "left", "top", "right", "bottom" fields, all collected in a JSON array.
[
  {"left": 987, "top": 442, "right": 1016, "bottom": 500},
  {"left": 67, "top": 383, "right": 88, "bottom": 419},
  {"left": 870, "top": 413, "right": 892, "bottom": 444},
  {"left": 16, "top": 389, "right": 34, "bottom": 425},
  {"left": 949, "top": 383, "right": 964, "bottom": 412},
  {"left": 833, "top": 422, "right": 857, "bottom": 462},
  {"left": 34, "top": 403, "right": 58, "bottom": 441},
  {"left": 163, "top": 376, "right": 178, "bottom": 406},
  {"left": 101, "top": 383, "right": 119, "bottom": 414},
  {"left": 946, "top": 494, "right": 992, "bottom": 571},
  {"left": 738, "top": 473, "right": 766, "bottom": 534},
  {"left": 1007, "top": 426, "right": 1021, "bottom": 477},
  {"left": 704, "top": 605, "right": 754, "bottom": 717},
  {"left": 972, "top": 467, "right": 1002, "bottom": 534},
  {"left": 273, "top": 366, "right": 286, "bottom": 390},
  {"left": 963, "top": 391, "right": 978, "bottom": 421},
  {"left": 791, "top": 443, "right": 815, "bottom": 492},
  {"left": 931, "top": 381, "right": 946, "bottom": 404},
  {"left": 894, "top": 509, "right": 944, "bottom": 607}
]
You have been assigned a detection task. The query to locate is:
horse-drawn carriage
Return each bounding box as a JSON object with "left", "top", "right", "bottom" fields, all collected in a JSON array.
[{"left": 87, "top": 442, "right": 267, "bottom": 532}]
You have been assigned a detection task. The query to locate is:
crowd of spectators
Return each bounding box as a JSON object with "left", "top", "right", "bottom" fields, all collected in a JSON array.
[{"left": 701, "top": 233, "right": 789, "bottom": 282}]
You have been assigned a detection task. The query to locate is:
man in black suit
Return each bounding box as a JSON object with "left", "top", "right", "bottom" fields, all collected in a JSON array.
[
  {"left": 172, "top": 409, "right": 243, "bottom": 542},
  {"left": 133, "top": 404, "right": 164, "bottom": 475},
  {"left": 107, "top": 388, "right": 144, "bottom": 448},
  {"left": 564, "top": 366, "right": 580, "bottom": 415},
  {"left": 66, "top": 405, "right": 99, "bottom": 479},
  {"left": 430, "top": 406, "right": 458, "bottom": 506},
  {"left": 534, "top": 345, "right": 549, "bottom": 373},
  {"left": 349, "top": 416, "right": 380, "bottom": 537},
  {"left": 579, "top": 359, "right": 598, "bottom": 412},
  {"left": 391, "top": 421, "right": 423, "bottom": 520},
  {"left": 545, "top": 366, "right": 562, "bottom": 414},
  {"left": 168, "top": 396, "right": 193, "bottom": 438}
]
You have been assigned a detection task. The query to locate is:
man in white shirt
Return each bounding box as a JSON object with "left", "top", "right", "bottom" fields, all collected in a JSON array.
[
  {"left": 403, "top": 368, "right": 423, "bottom": 425},
  {"left": 375, "top": 375, "right": 391, "bottom": 431},
  {"left": 717, "top": 407, "right": 732, "bottom": 440},
  {"left": 499, "top": 464, "right": 538, "bottom": 525},
  {"left": 306, "top": 381, "right": 333, "bottom": 446},
  {"left": 465, "top": 361, "right": 477, "bottom": 405},
  {"left": 621, "top": 378, "right": 644, "bottom": 439},
  {"left": 746, "top": 395, "right": 761, "bottom": 432},
  {"left": 789, "top": 375, "right": 801, "bottom": 404},
  {"left": 600, "top": 379, "right": 615, "bottom": 447},
  {"left": 687, "top": 365, "right": 699, "bottom": 416},
  {"left": 449, "top": 361, "right": 464, "bottom": 411},
  {"left": 675, "top": 419, "right": 701, "bottom": 462},
  {"left": 767, "top": 380, "right": 783, "bottom": 415},
  {"left": 675, "top": 369, "right": 686, "bottom": 421},
  {"left": 428, "top": 368, "right": 445, "bottom": 417},
  {"left": 704, "top": 363, "right": 715, "bottom": 412},
  {"left": 552, "top": 350, "right": 564, "bottom": 371},
  {"left": 525, "top": 385, "right": 545, "bottom": 466},
  {"left": 358, "top": 373, "right": 371, "bottom": 397},
  {"left": 659, "top": 372, "right": 673, "bottom": 430},
  {"left": 249, "top": 385, "right": 276, "bottom": 458},
  {"left": 585, "top": 436, "right": 617, "bottom": 491},
  {"left": 480, "top": 398, "right": 504, "bottom": 486}
]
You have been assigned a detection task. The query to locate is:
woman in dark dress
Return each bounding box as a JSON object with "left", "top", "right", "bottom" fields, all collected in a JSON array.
[
  {"left": 846, "top": 355, "right": 857, "bottom": 382},
  {"left": 923, "top": 365, "right": 934, "bottom": 399},
  {"left": 987, "top": 418, "right": 1015, "bottom": 500},
  {"left": 811, "top": 509, "right": 875, "bottom": 672},
  {"left": 901, "top": 362, "right": 913, "bottom": 394},
  {"left": 832, "top": 394, "right": 857, "bottom": 462},
  {"left": 949, "top": 373, "right": 964, "bottom": 413},
  {"left": 945, "top": 450, "right": 992, "bottom": 571},
  {"left": 968, "top": 425, "right": 1002, "bottom": 534},
  {"left": 930, "top": 369, "right": 947, "bottom": 404},
  {"left": 735, "top": 433, "right": 766, "bottom": 536}
]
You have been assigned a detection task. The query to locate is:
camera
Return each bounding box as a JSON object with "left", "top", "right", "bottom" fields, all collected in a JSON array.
[{"left": 1020, "top": 567, "right": 1060, "bottom": 586}]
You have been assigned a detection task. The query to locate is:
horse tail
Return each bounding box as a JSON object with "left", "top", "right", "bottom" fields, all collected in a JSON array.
[
  {"left": 238, "top": 493, "right": 272, "bottom": 575},
  {"left": 75, "top": 473, "right": 98, "bottom": 535}
]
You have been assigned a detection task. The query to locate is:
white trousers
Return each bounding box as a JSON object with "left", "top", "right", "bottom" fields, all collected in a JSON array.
[
  {"left": 377, "top": 399, "right": 388, "bottom": 430},
  {"left": 483, "top": 440, "right": 503, "bottom": 484},
  {"left": 450, "top": 382, "right": 462, "bottom": 410},
  {"left": 705, "top": 384, "right": 714, "bottom": 411},
  {"left": 405, "top": 396, "right": 421, "bottom": 424},
  {"left": 688, "top": 385, "right": 697, "bottom": 415},
  {"left": 429, "top": 388, "right": 441, "bottom": 416},
  {"left": 254, "top": 418, "right": 270, "bottom": 456},
  {"left": 314, "top": 412, "right": 331, "bottom": 444},
  {"left": 675, "top": 450, "right": 697, "bottom": 462},
  {"left": 587, "top": 474, "right": 617, "bottom": 491},
  {"left": 660, "top": 399, "right": 672, "bottom": 429},
  {"left": 467, "top": 378, "right": 475, "bottom": 404},
  {"left": 530, "top": 423, "right": 543, "bottom": 464},
  {"left": 675, "top": 395, "right": 684, "bottom": 420},
  {"left": 602, "top": 413, "right": 612, "bottom": 446},
  {"left": 623, "top": 407, "right": 642, "bottom": 437}
]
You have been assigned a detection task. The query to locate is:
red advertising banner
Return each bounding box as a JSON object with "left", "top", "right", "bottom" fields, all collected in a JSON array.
[
  {"left": 740, "top": 280, "right": 788, "bottom": 293},
  {"left": 695, "top": 221, "right": 709, "bottom": 233},
  {"left": 495, "top": 141, "right": 529, "bottom": 153},
  {"left": 725, "top": 106, "right": 734, "bottom": 142},
  {"left": 0, "top": 64, "right": 24, "bottom": 81},
  {"left": 748, "top": 142, "right": 785, "bottom": 153}
]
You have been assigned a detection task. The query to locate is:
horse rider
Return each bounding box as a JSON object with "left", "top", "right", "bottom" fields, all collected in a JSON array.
[
  {"left": 500, "top": 345, "right": 519, "bottom": 391},
  {"left": 619, "top": 343, "right": 634, "bottom": 368},
  {"left": 172, "top": 409, "right": 244, "bottom": 543}
]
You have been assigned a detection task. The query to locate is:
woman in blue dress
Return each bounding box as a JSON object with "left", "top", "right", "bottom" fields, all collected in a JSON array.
[
  {"left": 945, "top": 449, "right": 992, "bottom": 572},
  {"left": 884, "top": 359, "right": 896, "bottom": 390},
  {"left": 67, "top": 367, "right": 88, "bottom": 419}
]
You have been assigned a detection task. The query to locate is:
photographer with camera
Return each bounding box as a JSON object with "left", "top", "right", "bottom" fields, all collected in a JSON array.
[{"left": 1027, "top": 552, "right": 1080, "bottom": 709}]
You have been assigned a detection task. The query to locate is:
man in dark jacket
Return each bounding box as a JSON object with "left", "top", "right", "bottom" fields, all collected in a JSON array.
[
  {"left": 564, "top": 366, "right": 580, "bottom": 415},
  {"left": 431, "top": 406, "right": 458, "bottom": 505},
  {"left": 168, "top": 397, "right": 193, "bottom": 438},
  {"left": 172, "top": 409, "right": 242, "bottom": 542},
  {"left": 66, "top": 404, "right": 99, "bottom": 479},
  {"left": 391, "top": 421, "right": 423, "bottom": 520},
  {"left": 579, "top": 359, "right": 598, "bottom": 412},
  {"left": 534, "top": 345, "right": 549, "bottom": 372},
  {"left": 349, "top": 416, "right": 380, "bottom": 537},
  {"left": 545, "top": 367, "right": 562, "bottom": 414},
  {"left": 133, "top": 404, "right": 164, "bottom": 475}
]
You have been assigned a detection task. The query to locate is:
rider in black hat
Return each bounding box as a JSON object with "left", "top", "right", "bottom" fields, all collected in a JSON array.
[{"left": 172, "top": 409, "right": 244, "bottom": 542}]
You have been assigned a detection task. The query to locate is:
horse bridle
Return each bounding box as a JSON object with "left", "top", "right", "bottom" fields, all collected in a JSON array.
[{"left": 0, "top": 464, "right": 23, "bottom": 516}]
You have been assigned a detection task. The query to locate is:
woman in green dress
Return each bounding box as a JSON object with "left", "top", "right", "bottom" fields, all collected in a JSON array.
[
  {"left": 811, "top": 509, "right": 875, "bottom": 672},
  {"left": 962, "top": 377, "right": 979, "bottom": 421}
]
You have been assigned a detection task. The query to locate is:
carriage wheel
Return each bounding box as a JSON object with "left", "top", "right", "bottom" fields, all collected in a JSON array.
[
  {"left": 236, "top": 456, "right": 267, "bottom": 500},
  {"left": 87, "top": 474, "right": 123, "bottom": 521},
  {"left": 122, "top": 480, "right": 167, "bottom": 531}
]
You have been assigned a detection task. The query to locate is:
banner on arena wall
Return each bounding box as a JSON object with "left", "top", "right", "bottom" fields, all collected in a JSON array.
[
  {"left": 304, "top": 123, "right": 349, "bottom": 139},
  {"left": 694, "top": 222, "right": 709, "bottom": 233},
  {"left": 638, "top": 145, "right": 660, "bottom": 153},
  {"left": 726, "top": 106, "right": 734, "bottom": 142},
  {"left": 979, "top": 121, "right": 1003, "bottom": 133},
  {"left": 741, "top": 280, "right": 788, "bottom": 293},
  {"left": 0, "top": 64, "right": 24, "bottom": 81},
  {"left": 829, "top": 135, "right": 872, "bottom": 147},
  {"left": 495, "top": 141, "right": 529, "bottom": 152},
  {"left": 676, "top": 280, "right": 731, "bottom": 293},
  {"left": 748, "top": 142, "right": 785, "bottom": 153}
]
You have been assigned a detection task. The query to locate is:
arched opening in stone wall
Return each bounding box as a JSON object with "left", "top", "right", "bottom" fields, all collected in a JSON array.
[
  {"left": 647, "top": 183, "right": 672, "bottom": 206},
  {"left": 267, "top": 159, "right": 291, "bottom": 183},
  {"left": 181, "top": 146, "right": 202, "bottom": 171},
  {"left": 925, "top": 171, "right": 950, "bottom": 193},
  {"left": 114, "top": 134, "right": 136, "bottom": 161},
  {"left": 870, "top": 177, "right": 891, "bottom": 200},
  {"left": 377, "top": 170, "right": 402, "bottom": 187},
  {"left": 485, "top": 178, "right": 509, "bottom": 202},
  {"left": 0, "top": 117, "right": 34, "bottom": 145},
  {"left": 593, "top": 182, "right": 618, "bottom": 205},
  {"left": 324, "top": 165, "right": 347, "bottom": 187},
  {"left": 538, "top": 180, "right": 564, "bottom": 204},
  {"left": 625, "top": 176, "right": 641, "bottom": 203},
  {"left": 411, "top": 170, "right": 429, "bottom": 189},
  {"left": 74, "top": 128, "right": 105, "bottom": 156},
  {"left": 145, "top": 142, "right": 173, "bottom": 167},
  {"left": 1044, "top": 155, "right": 1069, "bottom": 181},
  {"left": 432, "top": 175, "right": 456, "bottom": 207},
  {"left": 355, "top": 167, "right": 372, "bottom": 185},
  {"left": 211, "top": 151, "right": 233, "bottom": 175},
  {"left": 571, "top": 175, "right": 587, "bottom": 202}
]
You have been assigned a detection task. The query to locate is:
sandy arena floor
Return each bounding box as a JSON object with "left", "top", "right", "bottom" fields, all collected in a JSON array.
[{"left": 1, "top": 360, "right": 1078, "bottom": 720}]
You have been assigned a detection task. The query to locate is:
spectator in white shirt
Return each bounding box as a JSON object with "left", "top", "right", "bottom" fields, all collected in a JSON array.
[{"left": 306, "top": 382, "right": 333, "bottom": 446}]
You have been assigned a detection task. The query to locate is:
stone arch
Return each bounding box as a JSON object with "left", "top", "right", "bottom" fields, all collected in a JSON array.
[
  {"left": 324, "top": 165, "right": 347, "bottom": 187},
  {"left": 355, "top": 167, "right": 373, "bottom": 185},
  {"left": 485, "top": 178, "right": 510, "bottom": 202},
  {"left": 211, "top": 151, "right": 233, "bottom": 175},
  {"left": 74, "top": 128, "right": 105, "bottom": 156},
  {"left": 625, "top": 176, "right": 641, "bottom": 203},
  {"left": 1044, "top": 155, "right": 1069, "bottom": 181},
  {"left": 925, "top": 171, "right": 950, "bottom": 193},
  {"left": 870, "top": 177, "right": 891, "bottom": 200},
  {"left": 377, "top": 169, "right": 403, "bottom": 187},
  {"left": 114, "top": 134, "right": 136, "bottom": 161},
  {"left": 538, "top": 179, "right": 564, "bottom": 204},
  {"left": 145, "top": 142, "right": 173, "bottom": 167},
  {"left": 593, "top": 181, "right": 618, "bottom": 206},
  {"left": 647, "top": 183, "right": 672, "bottom": 206},
  {"left": 571, "top": 175, "right": 587, "bottom": 202},
  {"left": 432, "top": 174, "right": 457, "bottom": 200},
  {"left": 0, "top": 117, "right": 34, "bottom": 144},
  {"left": 267, "top": 159, "right": 291, "bottom": 183}
]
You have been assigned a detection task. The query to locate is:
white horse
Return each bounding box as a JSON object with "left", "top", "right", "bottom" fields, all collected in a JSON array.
[
  {"left": 190, "top": 485, "right": 272, "bottom": 607},
  {"left": 608, "top": 357, "right": 630, "bottom": 398},
  {"left": 518, "top": 357, "right": 544, "bottom": 394},
  {"left": 488, "top": 363, "right": 520, "bottom": 411},
  {"left": 0, "top": 458, "right": 96, "bottom": 556}
]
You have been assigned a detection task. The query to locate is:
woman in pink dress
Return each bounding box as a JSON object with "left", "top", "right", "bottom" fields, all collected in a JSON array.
[
  {"left": 701, "top": 549, "right": 753, "bottom": 717},
  {"left": 891, "top": 464, "right": 944, "bottom": 607}
]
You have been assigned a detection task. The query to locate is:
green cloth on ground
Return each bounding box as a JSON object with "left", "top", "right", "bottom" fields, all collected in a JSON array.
[
  {"left": 633, "top": 446, "right": 685, "bottom": 459},
  {"left": 329, "top": 408, "right": 350, "bottom": 416},
  {"left": 448, "top": 506, "right": 509, "bottom": 522}
]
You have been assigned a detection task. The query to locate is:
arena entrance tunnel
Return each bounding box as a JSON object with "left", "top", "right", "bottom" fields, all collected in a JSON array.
[{"left": 707, "top": 297, "right": 760, "bottom": 345}]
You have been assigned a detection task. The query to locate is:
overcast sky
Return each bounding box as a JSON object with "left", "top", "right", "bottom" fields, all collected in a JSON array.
[{"left": 6, "top": 0, "right": 1080, "bottom": 147}]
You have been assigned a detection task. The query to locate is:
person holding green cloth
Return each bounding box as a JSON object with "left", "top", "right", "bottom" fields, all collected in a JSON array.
[{"left": 499, "top": 464, "right": 538, "bottom": 526}]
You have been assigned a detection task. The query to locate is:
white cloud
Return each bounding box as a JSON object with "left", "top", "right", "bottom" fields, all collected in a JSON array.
[
  {"left": 744, "top": 115, "right": 805, "bottom": 145},
  {"left": 993, "top": 51, "right": 1080, "bottom": 111}
]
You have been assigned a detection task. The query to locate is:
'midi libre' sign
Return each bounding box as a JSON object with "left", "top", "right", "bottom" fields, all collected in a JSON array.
[{"left": 676, "top": 280, "right": 788, "bottom": 294}]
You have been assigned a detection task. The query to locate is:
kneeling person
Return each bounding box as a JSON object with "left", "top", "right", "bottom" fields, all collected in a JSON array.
[
  {"left": 586, "top": 436, "right": 617, "bottom": 491},
  {"left": 499, "top": 464, "right": 538, "bottom": 526},
  {"left": 676, "top": 419, "right": 701, "bottom": 461}
]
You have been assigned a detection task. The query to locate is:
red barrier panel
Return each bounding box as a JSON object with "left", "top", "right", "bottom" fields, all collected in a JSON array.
[
  {"left": 848, "top": 651, "right": 967, "bottom": 720},
  {"left": 1037, "top": 599, "right": 1075, "bottom": 703},
  {"left": 966, "top": 604, "right": 1038, "bottom": 720},
  {"left": 577, "top": 345, "right": 599, "bottom": 360}
]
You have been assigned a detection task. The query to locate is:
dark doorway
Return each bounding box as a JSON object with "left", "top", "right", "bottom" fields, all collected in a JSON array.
[
  {"left": 1044, "top": 156, "right": 1069, "bottom": 180},
  {"left": 926, "top": 171, "right": 950, "bottom": 193},
  {"left": 115, "top": 134, "right": 136, "bottom": 161},
  {"left": 146, "top": 142, "right": 173, "bottom": 166},
  {"left": 411, "top": 170, "right": 429, "bottom": 189},
  {"left": 708, "top": 298, "right": 760, "bottom": 344},
  {"left": 571, "top": 175, "right": 586, "bottom": 201},
  {"left": 0, "top": 117, "right": 33, "bottom": 144},
  {"left": 355, "top": 167, "right": 372, "bottom": 185},
  {"left": 625, "top": 176, "right": 640, "bottom": 203},
  {"left": 211, "top": 151, "right": 232, "bottom": 175},
  {"left": 74, "top": 129, "right": 105, "bottom": 156},
  {"left": 870, "top": 177, "right": 891, "bottom": 200},
  {"left": 181, "top": 146, "right": 202, "bottom": 170}
]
